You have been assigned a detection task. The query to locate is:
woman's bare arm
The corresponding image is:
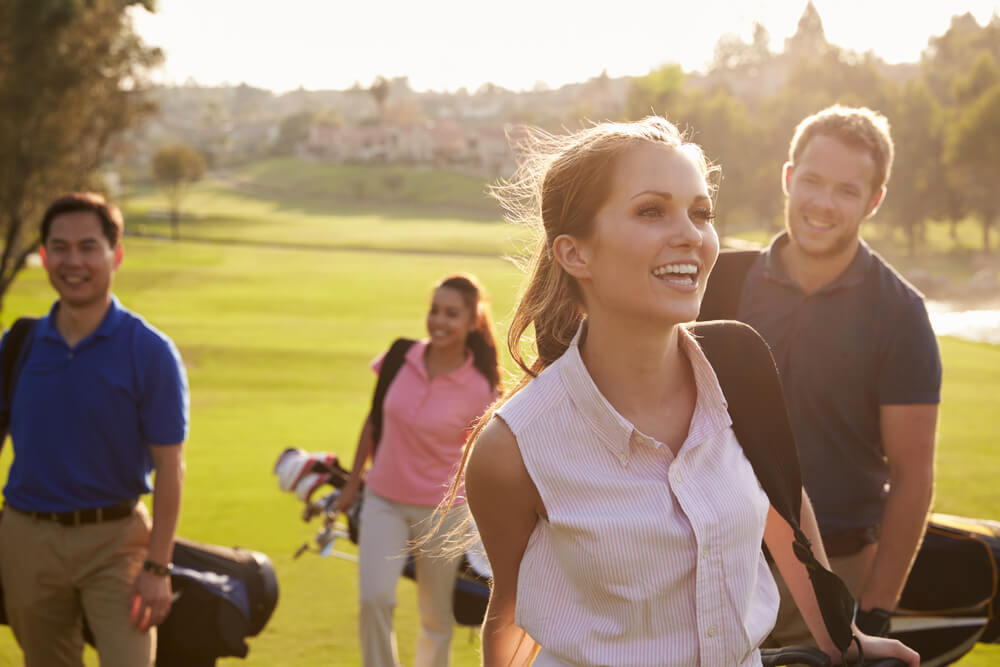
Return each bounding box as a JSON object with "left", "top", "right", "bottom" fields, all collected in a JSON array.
[
  {"left": 764, "top": 490, "right": 919, "bottom": 666},
  {"left": 466, "top": 416, "right": 544, "bottom": 667}
]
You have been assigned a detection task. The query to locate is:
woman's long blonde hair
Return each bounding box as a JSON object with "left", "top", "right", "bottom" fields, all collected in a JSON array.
[{"left": 435, "top": 116, "right": 717, "bottom": 527}]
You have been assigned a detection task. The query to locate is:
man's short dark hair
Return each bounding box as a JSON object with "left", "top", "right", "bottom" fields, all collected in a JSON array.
[{"left": 40, "top": 192, "right": 125, "bottom": 247}]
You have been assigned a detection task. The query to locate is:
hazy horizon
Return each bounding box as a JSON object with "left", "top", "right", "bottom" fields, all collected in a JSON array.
[{"left": 132, "top": 0, "right": 1000, "bottom": 95}]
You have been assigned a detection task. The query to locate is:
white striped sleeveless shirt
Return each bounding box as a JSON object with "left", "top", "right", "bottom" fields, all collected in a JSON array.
[{"left": 495, "top": 324, "right": 779, "bottom": 666}]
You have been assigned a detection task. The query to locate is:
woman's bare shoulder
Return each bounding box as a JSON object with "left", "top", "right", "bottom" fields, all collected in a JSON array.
[
  {"left": 467, "top": 416, "right": 522, "bottom": 485},
  {"left": 467, "top": 415, "right": 542, "bottom": 515}
]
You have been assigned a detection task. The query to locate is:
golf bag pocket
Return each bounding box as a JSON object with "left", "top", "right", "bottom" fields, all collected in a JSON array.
[{"left": 156, "top": 537, "right": 279, "bottom": 666}]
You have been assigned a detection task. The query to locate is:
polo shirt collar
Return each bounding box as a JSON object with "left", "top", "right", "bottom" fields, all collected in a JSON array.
[
  {"left": 406, "top": 338, "right": 476, "bottom": 383},
  {"left": 37, "top": 295, "right": 126, "bottom": 345},
  {"left": 762, "top": 231, "right": 873, "bottom": 293},
  {"left": 556, "top": 321, "right": 732, "bottom": 464}
]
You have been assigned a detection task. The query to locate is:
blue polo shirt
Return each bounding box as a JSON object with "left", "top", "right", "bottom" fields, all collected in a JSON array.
[
  {"left": 737, "top": 233, "right": 941, "bottom": 533},
  {"left": 1, "top": 296, "right": 189, "bottom": 512}
]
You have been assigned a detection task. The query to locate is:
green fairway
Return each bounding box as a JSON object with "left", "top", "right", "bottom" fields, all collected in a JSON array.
[
  {"left": 120, "top": 164, "right": 535, "bottom": 258},
  {"left": 0, "top": 195, "right": 997, "bottom": 665}
]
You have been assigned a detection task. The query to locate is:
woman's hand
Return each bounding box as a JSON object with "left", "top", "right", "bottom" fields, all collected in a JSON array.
[
  {"left": 841, "top": 630, "right": 919, "bottom": 667},
  {"left": 326, "top": 478, "right": 361, "bottom": 527}
]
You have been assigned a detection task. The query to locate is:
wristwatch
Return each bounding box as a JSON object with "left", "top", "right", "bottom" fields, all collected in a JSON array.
[{"left": 142, "top": 559, "right": 173, "bottom": 577}]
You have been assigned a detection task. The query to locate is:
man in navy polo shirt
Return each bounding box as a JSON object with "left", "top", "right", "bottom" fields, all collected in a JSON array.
[
  {"left": 0, "top": 192, "right": 188, "bottom": 666},
  {"left": 700, "top": 106, "right": 941, "bottom": 644}
]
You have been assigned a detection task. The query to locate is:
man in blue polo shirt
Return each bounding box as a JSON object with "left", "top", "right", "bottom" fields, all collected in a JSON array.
[
  {"left": 700, "top": 106, "right": 941, "bottom": 644},
  {"left": 0, "top": 192, "right": 188, "bottom": 666}
]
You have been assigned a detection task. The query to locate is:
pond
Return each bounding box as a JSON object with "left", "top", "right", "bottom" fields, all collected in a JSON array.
[{"left": 927, "top": 301, "right": 1000, "bottom": 346}]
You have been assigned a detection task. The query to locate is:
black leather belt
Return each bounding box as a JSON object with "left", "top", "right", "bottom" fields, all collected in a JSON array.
[{"left": 8, "top": 498, "right": 138, "bottom": 526}]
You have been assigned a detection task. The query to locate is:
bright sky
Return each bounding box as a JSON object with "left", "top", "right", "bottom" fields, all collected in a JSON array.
[{"left": 131, "top": 0, "right": 1000, "bottom": 94}]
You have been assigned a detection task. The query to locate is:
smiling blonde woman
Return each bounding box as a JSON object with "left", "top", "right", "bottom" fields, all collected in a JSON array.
[{"left": 441, "top": 118, "right": 919, "bottom": 667}]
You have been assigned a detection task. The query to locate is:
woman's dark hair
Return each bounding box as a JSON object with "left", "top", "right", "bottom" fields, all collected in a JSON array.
[{"left": 437, "top": 274, "right": 501, "bottom": 392}]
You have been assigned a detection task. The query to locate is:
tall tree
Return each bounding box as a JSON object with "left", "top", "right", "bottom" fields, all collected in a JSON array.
[
  {"left": 152, "top": 144, "right": 206, "bottom": 240},
  {"left": 369, "top": 76, "right": 390, "bottom": 116},
  {"left": 921, "top": 13, "right": 1000, "bottom": 103},
  {"left": 0, "top": 0, "right": 161, "bottom": 312},
  {"left": 946, "top": 65, "right": 1000, "bottom": 253},
  {"left": 882, "top": 79, "right": 949, "bottom": 255},
  {"left": 785, "top": 1, "right": 829, "bottom": 58},
  {"left": 677, "top": 89, "right": 760, "bottom": 237}
]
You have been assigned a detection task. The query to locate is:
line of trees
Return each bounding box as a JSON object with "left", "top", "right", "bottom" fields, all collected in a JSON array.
[{"left": 625, "top": 7, "right": 1000, "bottom": 255}]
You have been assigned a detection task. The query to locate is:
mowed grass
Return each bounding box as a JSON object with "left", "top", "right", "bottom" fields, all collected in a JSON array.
[
  {"left": 120, "top": 162, "right": 534, "bottom": 257},
  {"left": 0, "top": 200, "right": 997, "bottom": 664}
]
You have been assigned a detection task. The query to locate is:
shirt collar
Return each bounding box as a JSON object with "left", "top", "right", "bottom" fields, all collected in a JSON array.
[
  {"left": 38, "top": 295, "right": 125, "bottom": 345},
  {"left": 762, "top": 231, "right": 873, "bottom": 293},
  {"left": 556, "top": 322, "right": 732, "bottom": 465},
  {"left": 406, "top": 338, "right": 476, "bottom": 383}
]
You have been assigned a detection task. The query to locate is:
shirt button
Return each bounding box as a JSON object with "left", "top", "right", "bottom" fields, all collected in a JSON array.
[
  {"left": 701, "top": 546, "right": 710, "bottom": 559},
  {"left": 707, "top": 625, "right": 717, "bottom": 638}
]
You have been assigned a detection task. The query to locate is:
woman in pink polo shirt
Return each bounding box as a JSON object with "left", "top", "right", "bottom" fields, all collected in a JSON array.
[
  {"left": 439, "top": 119, "right": 918, "bottom": 667},
  {"left": 333, "top": 273, "right": 500, "bottom": 667}
]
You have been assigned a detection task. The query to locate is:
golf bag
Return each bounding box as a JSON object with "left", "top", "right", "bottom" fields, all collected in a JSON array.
[
  {"left": 155, "top": 537, "right": 280, "bottom": 666},
  {"left": 0, "top": 524, "right": 278, "bottom": 666},
  {"left": 275, "top": 447, "right": 490, "bottom": 627},
  {"left": 888, "top": 513, "right": 1000, "bottom": 666}
]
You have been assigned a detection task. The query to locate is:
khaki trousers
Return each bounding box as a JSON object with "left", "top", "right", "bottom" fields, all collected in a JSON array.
[
  {"left": 0, "top": 503, "right": 155, "bottom": 667},
  {"left": 358, "top": 490, "right": 467, "bottom": 667},
  {"left": 764, "top": 542, "right": 878, "bottom": 649}
]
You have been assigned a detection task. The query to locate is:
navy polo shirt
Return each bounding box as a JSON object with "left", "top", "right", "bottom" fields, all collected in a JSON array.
[
  {"left": 737, "top": 233, "right": 941, "bottom": 533},
  {"left": 1, "top": 296, "right": 189, "bottom": 512}
]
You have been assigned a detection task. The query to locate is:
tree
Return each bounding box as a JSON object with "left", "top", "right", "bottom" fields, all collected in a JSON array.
[
  {"left": 625, "top": 65, "right": 686, "bottom": 120},
  {"left": 710, "top": 23, "right": 771, "bottom": 71},
  {"left": 677, "top": 89, "right": 760, "bottom": 237},
  {"left": 274, "top": 110, "right": 315, "bottom": 155},
  {"left": 152, "top": 145, "right": 206, "bottom": 240},
  {"left": 0, "top": 0, "right": 161, "bottom": 312},
  {"left": 785, "top": 1, "right": 829, "bottom": 58},
  {"left": 921, "top": 13, "right": 1000, "bottom": 102},
  {"left": 369, "top": 76, "right": 390, "bottom": 116},
  {"left": 881, "top": 79, "right": 949, "bottom": 255},
  {"left": 946, "top": 81, "right": 1000, "bottom": 252}
]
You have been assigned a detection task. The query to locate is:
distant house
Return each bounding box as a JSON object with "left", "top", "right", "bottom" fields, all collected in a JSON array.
[
  {"left": 307, "top": 122, "right": 432, "bottom": 163},
  {"left": 307, "top": 119, "right": 515, "bottom": 175}
]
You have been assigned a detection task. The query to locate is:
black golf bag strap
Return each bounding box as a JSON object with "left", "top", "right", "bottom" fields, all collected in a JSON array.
[
  {"left": 369, "top": 337, "right": 416, "bottom": 456},
  {"left": 0, "top": 317, "right": 38, "bottom": 435},
  {"left": 697, "top": 249, "right": 760, "bottom": 321},
  {"left": 691, "top": 320, "right": 859, "bottom": 664}
]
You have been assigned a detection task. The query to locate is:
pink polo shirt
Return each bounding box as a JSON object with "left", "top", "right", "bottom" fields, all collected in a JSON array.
[
  {"left": 365, "top": 340, "right": 495, "bottom": 507},
  {"left": 496, "top": 324, "right": 779, "bottom": 666}
]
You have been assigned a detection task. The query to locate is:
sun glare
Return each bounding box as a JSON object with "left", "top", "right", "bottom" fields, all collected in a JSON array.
[{"left": 132, "top": 0, "right": 1000, "bottom": 93}]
